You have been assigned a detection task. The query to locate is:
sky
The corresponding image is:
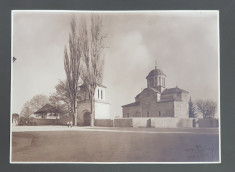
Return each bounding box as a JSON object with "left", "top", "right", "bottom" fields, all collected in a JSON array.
[{"left": 12, "top": 11, "right": 219, "bottom": 117}]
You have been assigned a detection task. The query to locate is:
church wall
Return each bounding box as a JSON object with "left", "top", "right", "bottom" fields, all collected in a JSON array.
[
  {"left": 123, "top": 105, "right": 142, "bottom": 118},
  {"left": 181, "top": 92, "right": 189, "bottom": 102},
  {"left": 161, "top": 93, "right": 181, "bottom": 101},
  {"left": 149, "top": 101, "right": 174, "bottom": 117},
  {"left": 174, "top": 101, "right": 189, "bottom": 118},
  {"left": 139, "top": 89, "right": 158, "bottom": 117},
  {"left": 123, "top": 101, "right": 175, "bottom": 118}
]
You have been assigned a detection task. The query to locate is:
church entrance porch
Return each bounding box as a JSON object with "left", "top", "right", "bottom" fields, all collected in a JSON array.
[{"left": 83, "top": 112, "right": 91, "bottom": 126}]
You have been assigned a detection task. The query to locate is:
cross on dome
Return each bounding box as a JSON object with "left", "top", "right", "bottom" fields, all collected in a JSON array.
[{"left": 155, "top": 59, "right": 157, "bottom": 69}]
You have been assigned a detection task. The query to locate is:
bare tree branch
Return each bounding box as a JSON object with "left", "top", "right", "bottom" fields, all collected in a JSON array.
[{"left": 195, "top": 99, "right": 217, "bottom": 119}]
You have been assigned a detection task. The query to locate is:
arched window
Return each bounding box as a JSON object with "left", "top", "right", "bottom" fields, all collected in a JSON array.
[{"left": 98, "top": 89, "right": 99, "bottom": 99}]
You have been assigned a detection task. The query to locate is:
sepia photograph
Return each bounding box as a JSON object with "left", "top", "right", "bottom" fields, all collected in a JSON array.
[{"left": 11, "top": 10, "right": 220, "bottom": 163}]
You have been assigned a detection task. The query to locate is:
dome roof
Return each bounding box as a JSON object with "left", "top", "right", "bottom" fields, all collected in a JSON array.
[{"left": 146, "top": 68, "right": 166, "bottom": 79}]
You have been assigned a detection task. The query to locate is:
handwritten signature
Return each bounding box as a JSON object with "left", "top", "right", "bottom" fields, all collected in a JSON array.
[{"left": 184, "top": 144, "right": 215, "bottom": 161}]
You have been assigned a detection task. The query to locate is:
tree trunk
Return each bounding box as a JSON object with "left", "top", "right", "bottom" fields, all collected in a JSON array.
[
  {"left": 56, "top": 113, "right": 58, "bottom": 125},
  {"left": 90, "top": 97, "right": 95, "bottom": 127},
  {"left": 74, "top": 100, "right": 78, "bottom": 126}
]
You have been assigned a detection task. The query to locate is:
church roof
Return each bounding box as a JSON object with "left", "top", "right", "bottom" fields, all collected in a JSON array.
[
  {"left": 146, "top": 68, "right": 166, "bottom": 79},
  {"left": 135, "top": 88, "right": 160, "bottom": 99},
  {"left": 122, "top": 101, "right": 140, "bottom": 108},
  {"left": 162, "top": 87, "right": 189, "bottom": 95},
  {"left": 135, "top": 93, "right": 140, "bottom": 99}
]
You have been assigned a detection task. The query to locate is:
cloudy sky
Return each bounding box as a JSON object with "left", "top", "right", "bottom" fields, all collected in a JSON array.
[{"left": 12, "top": 11, "right": 219, "bottom": 117}]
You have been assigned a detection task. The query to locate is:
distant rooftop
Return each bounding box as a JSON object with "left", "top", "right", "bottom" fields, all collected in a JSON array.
[{"left": 34, "top": 104, "right": 57, "bottom": 114}]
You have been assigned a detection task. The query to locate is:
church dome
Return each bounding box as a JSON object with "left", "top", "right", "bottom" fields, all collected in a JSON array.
[{"left": 146, "top": 68, "right": 166, "bottom": 79}]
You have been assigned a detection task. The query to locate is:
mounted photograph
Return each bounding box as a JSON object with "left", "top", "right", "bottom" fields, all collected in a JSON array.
[{"left": 11, "top": 10, "right": 220, "bottom": 163}]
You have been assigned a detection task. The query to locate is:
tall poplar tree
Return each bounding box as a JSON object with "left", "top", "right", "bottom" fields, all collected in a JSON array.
[{"left": 64, "top": 17, "right": 82, "bottom": 125}]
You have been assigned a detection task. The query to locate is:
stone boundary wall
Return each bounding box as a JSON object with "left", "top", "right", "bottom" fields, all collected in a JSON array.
[
  {"left": 33, "top": 117, "right": 218, "bottom": 128},
  {"left": 95, "top": 118, "right": 218, "bottom": 128},
  {"left": 198, "top": 118, "right": 218, "bottom": 128},
  {"left": 151, "top": 118, "right": 194, "bottom": 128},
  {"left": 34, "top": 117, "right": 71, "bottom": 126},
  {"left": 34, "top": 119, "right": 58, "bottom": 125},
  {"left": 95, "top": 119, "right": 113, "bottom": 127},
  {"left": 132, "top": 118, "right": 151, "bottom": 128},
  {"left": 58, "top": 116, "right": 71, "bottom": 125},
  {"left": 113, "top": 118, "right": 133, "bottom": 127}
]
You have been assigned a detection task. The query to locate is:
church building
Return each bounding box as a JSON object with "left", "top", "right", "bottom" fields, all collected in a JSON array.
[
  {"left": 76, "top": 84, "right": 110, "bottom": 126},
  {"left": 122, "top": 64, "right": 189, "bottom": 118}
]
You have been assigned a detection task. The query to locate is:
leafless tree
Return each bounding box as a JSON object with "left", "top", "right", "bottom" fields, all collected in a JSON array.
[
  {"left": 80, "top": 15, "right": 106, "bottom": 126},
  {"left": 49, "top": 80, "right": 71, "bottom": 115},
  {"left": 20, "top": 94, "right": 49, "bottom": 118},
  {"left": 64, "top": 17, "right": 82, "bottom": 125},
  {"left": 195, "top": 99, "right": 217, "bottom": 119},
  {"left": 30, "top": 94, "right": 49, "bottom": 111},
  {"left": 20, "top": 101, "right": 32, "bottom": 118}
]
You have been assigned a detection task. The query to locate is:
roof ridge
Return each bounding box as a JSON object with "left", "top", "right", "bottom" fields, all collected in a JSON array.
[
  {"left": 162, "top": 87, "right": 189, "bottom": 94},
  {"left": 122, "top": 101, "right": 140, "bottom": 107}
]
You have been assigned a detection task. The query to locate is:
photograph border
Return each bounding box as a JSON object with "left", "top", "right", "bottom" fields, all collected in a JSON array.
[
  {"left": 10, "top": 10, "right": 221, "bottom": 164},
  {"left": 1, "top": 0, "right": 235, "bottom": 171}
]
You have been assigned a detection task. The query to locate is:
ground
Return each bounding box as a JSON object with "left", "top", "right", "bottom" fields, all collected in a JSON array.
[{"left": 11, "top": 126, "right": 219, "bottom": 163}]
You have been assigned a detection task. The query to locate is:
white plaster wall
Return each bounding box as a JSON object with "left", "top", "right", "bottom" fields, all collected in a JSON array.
[{"left": 95, "top": 101, "right": 110, "bottom": 119}]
